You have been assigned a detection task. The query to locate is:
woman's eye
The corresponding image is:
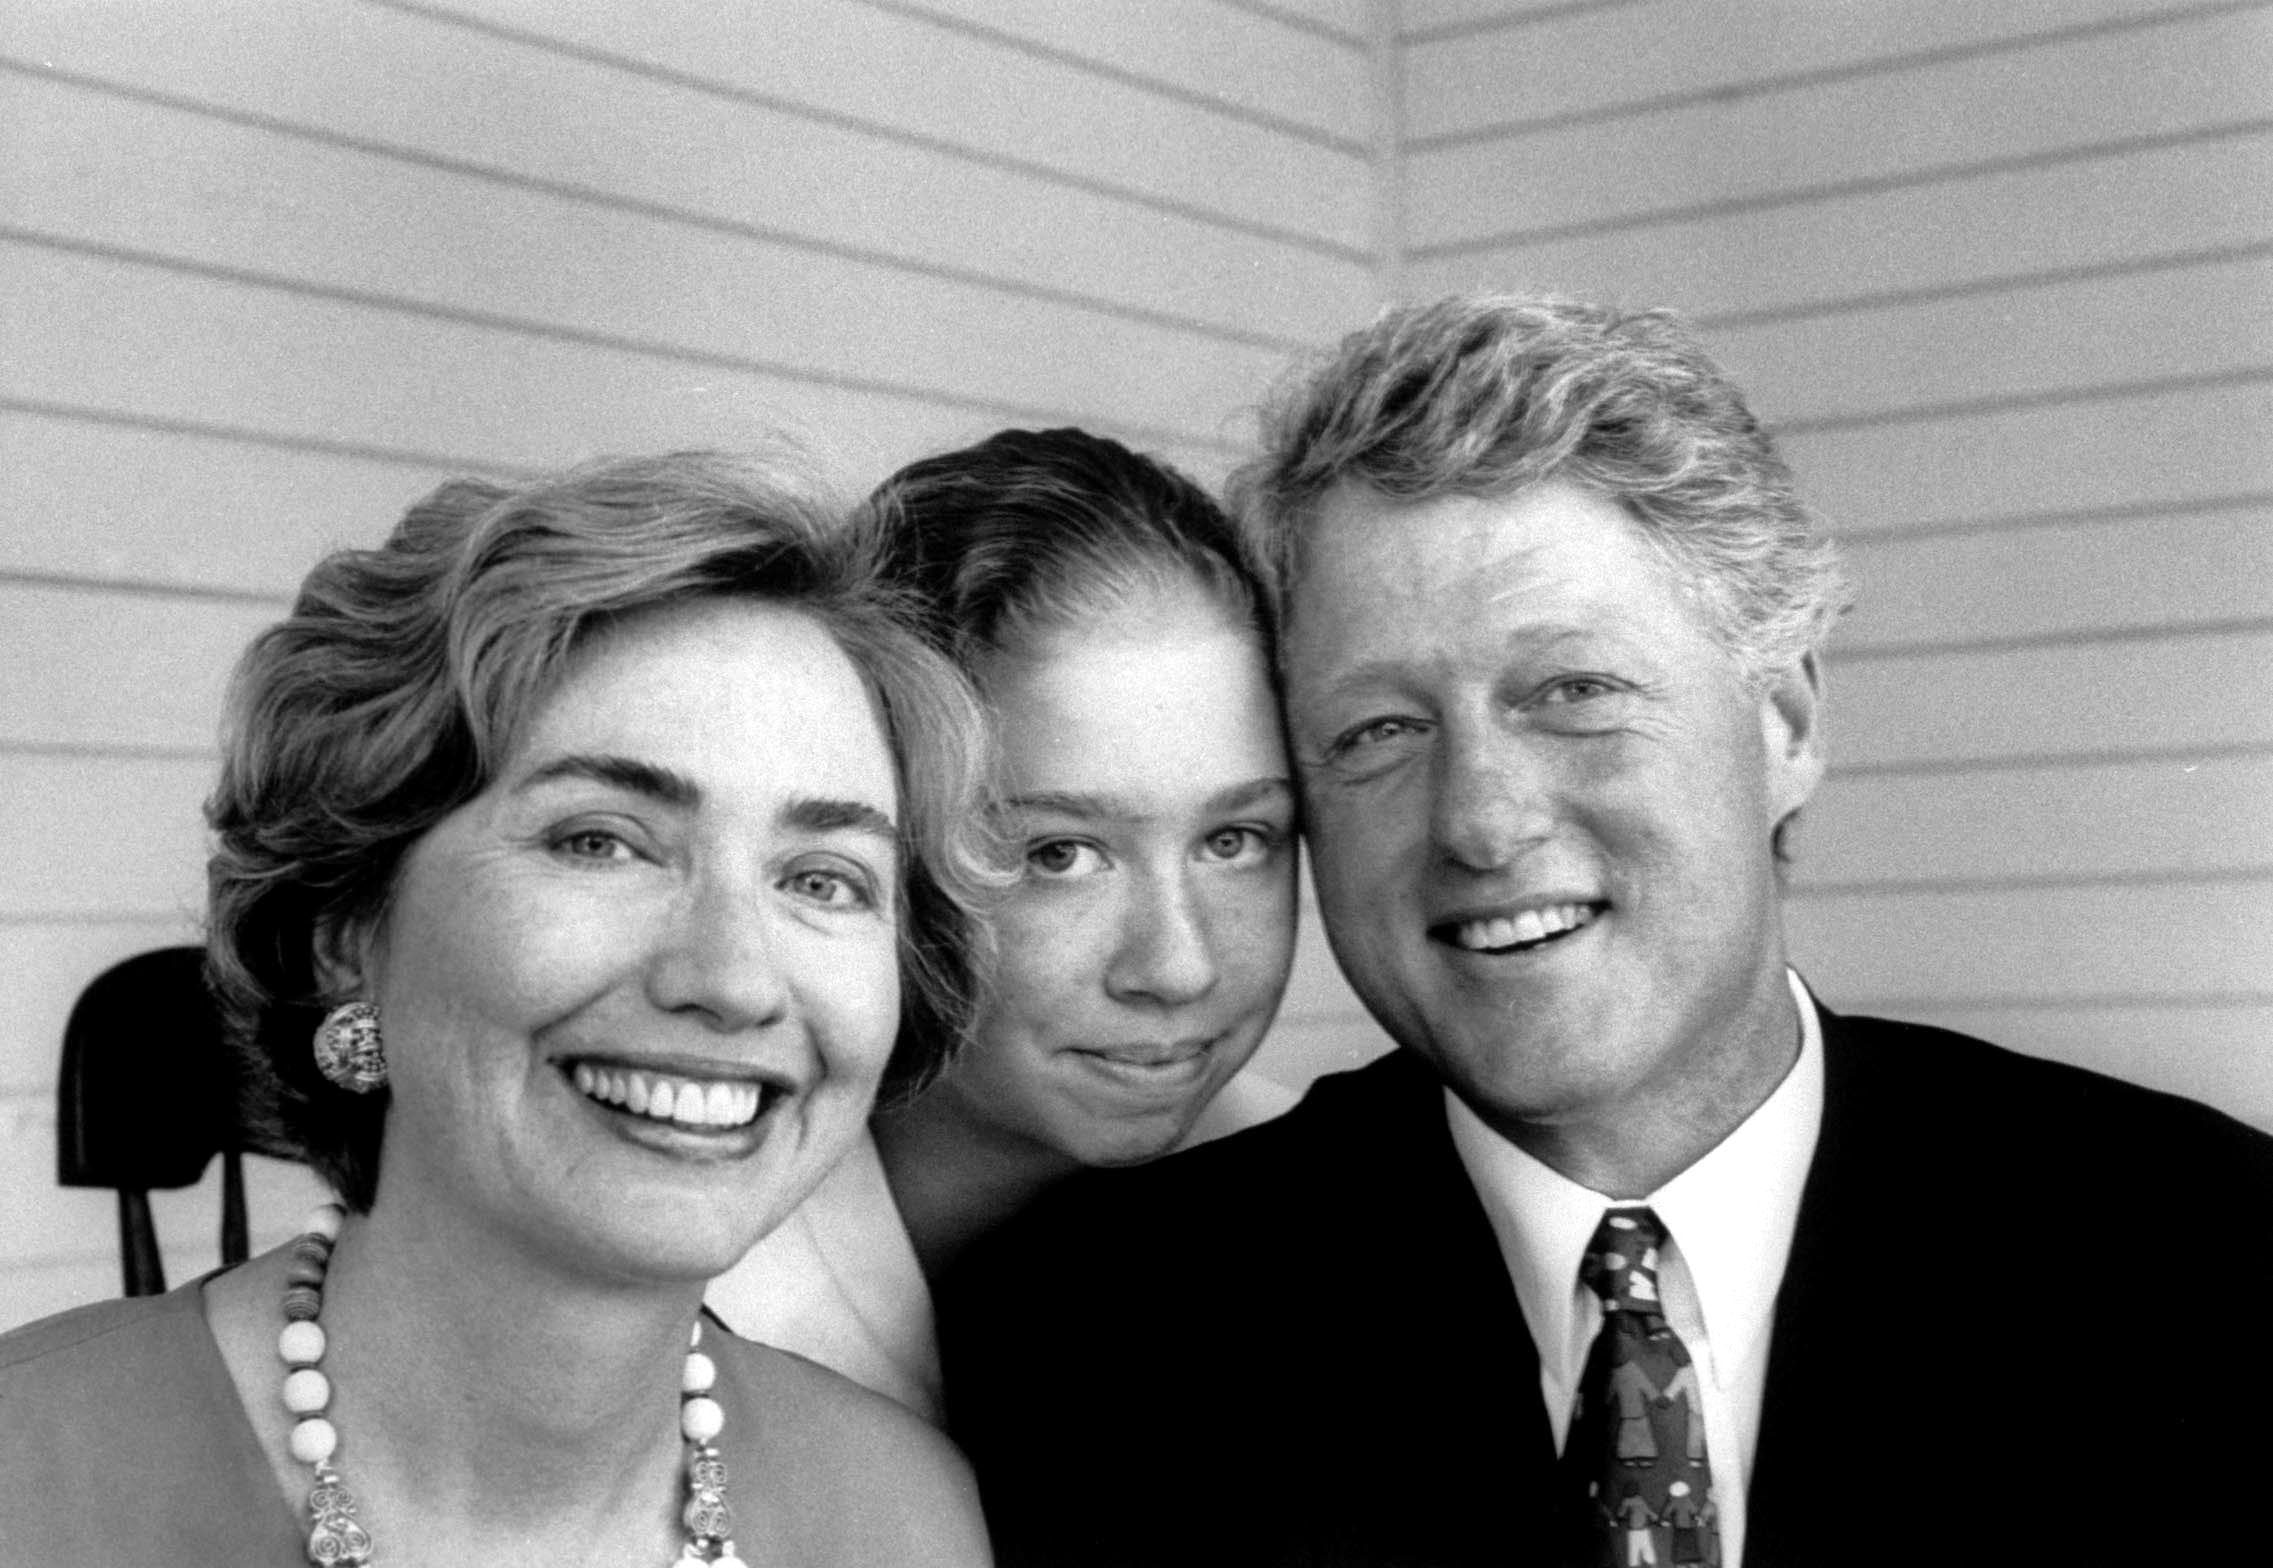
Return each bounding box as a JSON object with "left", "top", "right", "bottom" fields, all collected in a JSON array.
[
  {"left": 786, "top": 864, "right": 877, "bottom": 910},
  {"left": 1025, "top": 839, "right": 1106, "bottom": 879},
  {"left": 552, "top": 828, "right": 635, "bottom": 863}
]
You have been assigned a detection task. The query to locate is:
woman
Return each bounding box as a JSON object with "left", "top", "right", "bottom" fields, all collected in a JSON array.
[
  {"left": 0, "top": 453, "right": 995, "bottom": 1564},
  {"left": 708, "top": 428, "right": 1299, "bottom": 1421}
]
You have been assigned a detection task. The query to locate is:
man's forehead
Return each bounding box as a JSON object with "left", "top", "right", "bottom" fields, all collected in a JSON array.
[{"left": 1289, "top": 482, "right": 1660, "bottom": 618}]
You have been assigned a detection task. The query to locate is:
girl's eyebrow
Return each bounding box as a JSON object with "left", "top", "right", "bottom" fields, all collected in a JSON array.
[{"left": 1001, "top": 776, "right": 1293, "bottom": 825}]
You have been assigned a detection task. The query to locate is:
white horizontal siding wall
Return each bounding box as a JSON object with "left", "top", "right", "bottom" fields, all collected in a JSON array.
[
  {"left": 1401, "top": 0, "right": 2273, "bottom": 1129},
  {"left": 0, "top": 0, "right": 1386, "bottom": 1330}
]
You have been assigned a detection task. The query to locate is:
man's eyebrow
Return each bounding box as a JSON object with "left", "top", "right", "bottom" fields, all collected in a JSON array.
[
  {"left": 517, "top": 754, "right": 700, "bottom": 808},
  {"left": 783, "top": 795, "right": 900, "bottom": 847}
]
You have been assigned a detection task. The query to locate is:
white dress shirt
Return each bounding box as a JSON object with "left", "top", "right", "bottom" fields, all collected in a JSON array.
[{"left": 1444, "top": 971, "right": 1824, "bottom": 1568}]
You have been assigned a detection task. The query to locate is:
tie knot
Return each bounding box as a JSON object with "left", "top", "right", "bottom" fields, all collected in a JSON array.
[{"left": 1579, "top": 1206, "right": 1667, "bottom": 1313}]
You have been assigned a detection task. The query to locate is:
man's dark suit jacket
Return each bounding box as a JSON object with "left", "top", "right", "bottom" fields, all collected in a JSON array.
[{"left": 936, "top": 1007, "right": 2273, "bottom": 1567}]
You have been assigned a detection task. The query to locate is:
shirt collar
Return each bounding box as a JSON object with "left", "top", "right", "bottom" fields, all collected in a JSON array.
[{"left": 1444, "top": 970, "right": 1825, "bottom": 1375}]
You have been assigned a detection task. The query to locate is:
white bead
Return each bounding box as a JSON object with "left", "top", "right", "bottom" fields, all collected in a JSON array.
[
  {"left": 682, "top": 1351, "right": 716, "bottom": 1394},
  {"left": 283, "top": 1367, "right": 331, "bottom": 1415},
  {"left": 300, "top": 1203, "right": 346, "bottom": 1241},
  {"left": 680, "top": 1395, "right": 725, "bottom": 1443},
  {"left": 278, "top": 1320, "right": 327, "bottom": 1366},
  {"left": 289, "top": 1416, "right": 339, "bottom": 1464},
  {"left": 714, "top": 1552, "right": 748, "bottom": 1568}
]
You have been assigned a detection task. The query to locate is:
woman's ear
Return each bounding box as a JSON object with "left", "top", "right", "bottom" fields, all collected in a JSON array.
[{"left": 310, "top": 908, "right": 378, "bottom": 1003}]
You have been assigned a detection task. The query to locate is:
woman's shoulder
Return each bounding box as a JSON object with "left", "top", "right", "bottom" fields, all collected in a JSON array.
[
  {"left": 0, "top": 1285, "right": 202, "bottom": 1387},
  {"left": 0, "top": 1281, "right": 303, "bottom": 1564},
  {"left": 719, "top": 1335, "right": 990, "bottom": 1564}
]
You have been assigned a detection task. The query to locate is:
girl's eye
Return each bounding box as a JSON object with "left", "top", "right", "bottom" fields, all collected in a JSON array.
[
  {"left": 1025, "top": 839, "right": 1107, "bottom": 879},
  {"left": 1199, "top": 826, "right": 1278, "bottom": 866}
]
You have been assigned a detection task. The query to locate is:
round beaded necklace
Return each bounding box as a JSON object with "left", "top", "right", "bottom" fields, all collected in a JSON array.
[{"left": 276, "top": 1203, "right": 746, "bottom": 1566}]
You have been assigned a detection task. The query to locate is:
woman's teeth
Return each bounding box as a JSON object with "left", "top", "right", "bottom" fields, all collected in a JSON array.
[
  {"left": 1455, "top": 903, "right": 1598, "bottom": 952},
  {"left": 571, "top": 1064, "right": 764, "bottom": 1129}
]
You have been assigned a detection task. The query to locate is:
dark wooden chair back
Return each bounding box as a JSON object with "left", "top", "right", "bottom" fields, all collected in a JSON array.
[{"left": 55, "top": 945, "right": 280, "bottom": 1295}]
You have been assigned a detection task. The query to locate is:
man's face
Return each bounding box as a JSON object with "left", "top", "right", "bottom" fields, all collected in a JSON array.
[{"left": 1283, "top": 480, "right": 1822, "bottom": 1156}]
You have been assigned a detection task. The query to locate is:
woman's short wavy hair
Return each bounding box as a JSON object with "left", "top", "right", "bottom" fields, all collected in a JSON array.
[
  {"left": 206, "top": 449, "right": 996, "bottom": 1211},
  {"left": 1230, "top": 294, "right": 1851, "bottom": 681},
  {"left": 866, "top": 426, "right": 1267, "bottom": 666}
]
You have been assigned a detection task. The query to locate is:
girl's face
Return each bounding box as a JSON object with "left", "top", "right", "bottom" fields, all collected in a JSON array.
[{"left": 933, "top": 581, "right": 1298, "bottom": 1168}]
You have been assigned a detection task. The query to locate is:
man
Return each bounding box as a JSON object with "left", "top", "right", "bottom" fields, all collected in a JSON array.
[{"left": 935, "top": 296, "right": 2273, "bottom": 1567}]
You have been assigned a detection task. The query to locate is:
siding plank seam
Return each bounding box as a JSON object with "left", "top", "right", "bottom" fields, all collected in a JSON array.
[
  {"left": 845, "top": 0, "right": 1371, "bottom": 152},
  {"left": 0, "top": 396, "right": 545, "bottom": 481},
  {"left": 0, "top": 57, "right": 1329, "bottom": 351},
  {"left": 1401, "top": 0, "right": 1651, "bottom": 47},
  {"left": 1777, "top": 365, "right": 2273, "bottom": 438},
  {"left": 1695, "top": 238, "right": 2273, "bottom": 335},
  {"left": 2, "top": 227, "right": 1252, "bottom": 457},
  {"left": 1211, "top": 0, "right": 1370, "bottom": 50},
  {"left": 0, "top": 742, "right": 220, "bottom": 764},
  {"left": 1830, "top": 740, "right": 2273, "bottom": 782},
  {"left": 1792, "top": 865, "right": 2273, "bottom": 899},
  {"left": 1836, "top": 990, "right": 2273, "bottom": 1011},
  {"left": 1413, "top": 115, "right": 2273, "bottom": 259},
  {"left": 1837, "top": 492, "right": 2273, "bottom": 547},
  {"left": 1835, "top": 614, "right": 2273, "bottom": 664},
  {"left": 1405, "top": 0, "right": 2273, "bottom": 150},
  {"left": 344, "top": 3, "right": 1374, "bottom": 259},
  {"left": 0, "top": 571, "right": 289, "bottom": 610}
]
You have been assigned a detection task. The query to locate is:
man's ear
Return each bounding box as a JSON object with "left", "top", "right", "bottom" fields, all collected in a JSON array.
[{"left": 1760, "top": 650, "right": 1826, "bottom": 825}]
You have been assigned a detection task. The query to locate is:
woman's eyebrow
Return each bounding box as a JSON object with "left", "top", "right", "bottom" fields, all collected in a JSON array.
[
  {"left": 782, "top": 795, "right": 900, "bottom": 847},
  {"left": 516, "top": 753, "right": 700, "bottom": 808}
]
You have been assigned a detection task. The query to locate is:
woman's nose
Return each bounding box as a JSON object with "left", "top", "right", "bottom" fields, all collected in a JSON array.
[
  {"left": 647, "top": 876, "right": 792, "bottom": 1030},
  {"left": 1104, "top": 873, "right": 1219, "bottom": 1007}
]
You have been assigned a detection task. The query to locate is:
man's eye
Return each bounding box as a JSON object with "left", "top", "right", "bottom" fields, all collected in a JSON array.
[
  {"left": 1538, "top": 676, "right": 1619, "bottom": 705},
  {"left": 1026, "top": 840, "right": 1107, "bottom": 879},
  {"left": 1325, "top": 716, "right": 1426, "bottom": 759}
]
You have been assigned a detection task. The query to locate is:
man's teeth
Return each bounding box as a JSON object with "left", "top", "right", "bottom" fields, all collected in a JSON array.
[
  {"left": 571, "top": 1064, "right": 765, "bottom": 1129},
  {"left": 1454, "top": 903, "right": 1597, "bottom": 952}
]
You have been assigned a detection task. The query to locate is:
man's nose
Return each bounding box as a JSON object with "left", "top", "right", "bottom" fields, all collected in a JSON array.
[
  {"left": 1104, "top": 871, "right": 1219, "bottom": 1007},
  {"left": 1429, "top": 728, "right": 1552, "bottom": 871}
]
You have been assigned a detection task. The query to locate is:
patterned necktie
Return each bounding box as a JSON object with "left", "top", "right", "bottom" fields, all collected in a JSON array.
[{"left": 1559, "top": 1206, "right": 1719, "bottom": 1568}]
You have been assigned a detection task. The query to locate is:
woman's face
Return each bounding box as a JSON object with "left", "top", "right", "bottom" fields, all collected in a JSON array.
[
  {"left": 352, "top": 598, "right": 904, "bottom": 1282},
  {"left": 939, "top": 581, "right": 1298, "bottom": 1167}
]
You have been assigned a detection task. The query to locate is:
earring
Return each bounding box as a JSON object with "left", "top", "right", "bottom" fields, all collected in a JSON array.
[{"left": 313, "top": 1001, "right": 388, "bottom": 1093}]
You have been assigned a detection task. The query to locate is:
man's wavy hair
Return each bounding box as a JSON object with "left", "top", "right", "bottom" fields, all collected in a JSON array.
[
  {"left": 206, "top": 449, "right": 996, "bottom": 1212},
  {"left": 1230, "top": 294, "right": 1850, "bottom": 683}
]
